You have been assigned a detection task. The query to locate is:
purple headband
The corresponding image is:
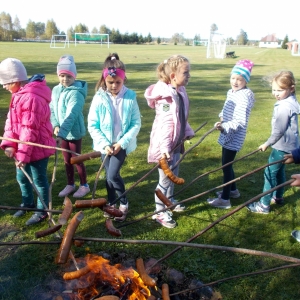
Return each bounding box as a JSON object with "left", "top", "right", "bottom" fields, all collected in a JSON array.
[{"left": 103, "top": 67, "right": 125, "bottom": 80}]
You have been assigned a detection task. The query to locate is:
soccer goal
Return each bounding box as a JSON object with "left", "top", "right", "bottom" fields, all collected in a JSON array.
[
  {"left": 206, "top": 32, "right": 226, "bottom": 59},
  {"left": 50, "top": 35, "right": 69, "bottom": 48},
  {"left": 74, "top": 33, "right": 109, "bottom": 48}
]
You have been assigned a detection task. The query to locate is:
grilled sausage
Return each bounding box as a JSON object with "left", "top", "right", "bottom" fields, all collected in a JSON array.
[
  {"left": 35, "top": 224, "right": 62, "bottom": 239},
  {"left": 63, "top": 265, "right": 91, "bottom": 280},
  {"left": 58, "top": 197, "right": 73, "bottom": 225},
  {"left": 162, "top": 283, "right": 170, "bottom": 300},
  {"left": 155, "top": 189, "right": 173, "bottom": 207},
  {"left": 102, "top": 205, "right": 123, "bottom": 218},
  {"left": 75, "top": 198, "right": 107, "bottom": 209},
  {"left": 159, "top": 157, "right": 184, "bottom": 185},
  {"left": 105, "top": 219, "right": 122, "bottom": 237},
  {"left": 136, "top": 258, "right": 156, "bottom": 287},
  {"left": 56, "top": 211, "right": 84, "bottom": 264},
  {"left": 70, "top": 151, "right": 101, "bottom": 165}
]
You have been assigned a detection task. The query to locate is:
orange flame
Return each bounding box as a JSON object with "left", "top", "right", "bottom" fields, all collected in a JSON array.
[{"left": 75, "top": 254, "right": 152, "bottom": 299}]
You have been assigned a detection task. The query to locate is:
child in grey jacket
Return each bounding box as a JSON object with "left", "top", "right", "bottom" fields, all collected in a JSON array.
[{"left": 247, "top": 70, "right": 299, "bottom": 214}]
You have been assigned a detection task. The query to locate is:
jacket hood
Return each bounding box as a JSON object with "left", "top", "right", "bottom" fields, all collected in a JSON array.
[
  {"left": 59, "top": 80, "right": 88, "bottom": 98},
  {"left": 145, "top": 81, "right": 186, "bottom": 108},
  {"left": 18, "top": 74, "right": 51, "bottom": 103}
]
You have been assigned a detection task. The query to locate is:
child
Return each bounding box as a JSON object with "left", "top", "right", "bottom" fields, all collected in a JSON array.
[
  {"left": 145, "top": 54, "right": 195, "bottom": 228},
  {"left": 87, "top": 53, "right": 141, "bottom": 222},
  {"left": 207, "top": 59, "right": 255, "bottom": 209},
  {"left": 284, "top": 149, "right": 300, "bottom": 242},
  {"left": 0, "top": 58, "right": 56, "bottom": 225},
  {"left": 50, "top": 55, "right": 90, "bottom": 198},
  {"left": 247, "top": 71, "right": 299, "bottom": 214}
]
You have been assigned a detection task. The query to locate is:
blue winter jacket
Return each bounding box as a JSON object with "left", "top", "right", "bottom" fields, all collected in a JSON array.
[
  {"left": 50, "top": 80, "right": 87, "bottom": 140},
  {"left": 88, "top": 87, "right": 141, "bottom": 154}
]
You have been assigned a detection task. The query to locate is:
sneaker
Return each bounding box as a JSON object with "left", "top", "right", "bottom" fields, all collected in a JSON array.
[
  {"left": 13, "top": 203, "right": 35, "bottom": 217},
  {"left": 73, "top": 185, "right": 90, "bottom": 198},
  {"left": 25, "top": 212, "right": 48, "bottom": 226},
  {"left": 114, "top": 204, "right": 128, "bottom": 222},
  {"left": 207, "top": 197, "right": 231, "bottom": 209},
  {"left": 216, "top": 189, "right": 240, "bottom": 199},
  {"left": 270, "top": 196, "right": 284, "bottom": 205},
  {"left": 58, "top": 185, "right": 76, "bottom": 197},
  {"left": 152, "top": 210, "right": 176, "bottom": 228},
  {"left": 172, "top": 200, "right": 186, "bottom": 212},
  {"left": 246, "top": 201, "right": 270, "bottom": 214},
  {"left": 291, "top": 230, "right": 300, "bottom": 242},
  {"left": 103, "top": 204, "right": 116, "bottom": 218}
]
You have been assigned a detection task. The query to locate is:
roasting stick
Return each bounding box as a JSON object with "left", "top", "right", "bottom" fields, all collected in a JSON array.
[
  {"left": 92, "top": 153, "right": 109, "bottom": 199},
  {"left": 109, "top": 122, "right": 209, "bottom": 206},
  {"left": 0, "top": 205, "right": 62, "bottom": 214},
  {"left": 0, "top": 136, "right": 79, "bottom": 155},
  {"left": 117, "top": 158, "right": 287, "bottom": 229},
  {"left": 171, "top": 148, "right": 260, "bottom": 198},
  {"left": 149, "top": 178, "right": 294, "bottom": 270},
  {"left": 48, "top": 148, "right": 58, "bottom": 221},
  {"left": 15, "top": 159, "right": 80, "bottom": 270}
]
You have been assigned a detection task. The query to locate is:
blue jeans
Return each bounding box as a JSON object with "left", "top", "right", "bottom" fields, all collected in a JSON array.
[
  {"left": 260, "top": 148, "right": 286, "bottom": 206},
  {"left": 16, "top": 157, "right": 49, "bottom": 209},
  {"left": 101, "top": 149, "right": 127, "bottom": 205}
]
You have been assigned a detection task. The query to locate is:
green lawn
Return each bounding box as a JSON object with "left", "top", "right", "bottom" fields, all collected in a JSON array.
[{"left": 1, "top": 42, "right": 300, "bottom": 299}]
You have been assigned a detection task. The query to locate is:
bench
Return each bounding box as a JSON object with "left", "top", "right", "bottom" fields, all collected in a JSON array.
[{"left": 226, "top": 51, "right": 235, "bottom": 58}]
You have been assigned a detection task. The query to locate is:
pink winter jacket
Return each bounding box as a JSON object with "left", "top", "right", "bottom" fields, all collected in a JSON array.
[
  {"left": 0, "top": 77, "right": 56, "bottom": 163},
  {"left": 145, "top": 81, "right": 194, "bottom": 163}
]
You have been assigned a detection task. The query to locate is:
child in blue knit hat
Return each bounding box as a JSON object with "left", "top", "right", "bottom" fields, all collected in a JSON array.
[
  {"left": 50, "top": 55, "right": 90, "bottom": 198},
  {"left": 207, "top": 59, "right": 255, "bottom": 209}
]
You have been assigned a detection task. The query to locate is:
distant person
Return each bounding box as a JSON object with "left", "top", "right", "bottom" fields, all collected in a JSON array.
[
  {"left": 50, "top": 55, "right": 90, "bottom": 198},
  {"left": 0, "top": 58, "right": 56, "bottom": 225},
  {"left": 88, "top": 53, "right": 141, "bottom": 222},
  {"left": 207, "top": 59, "right": 255, "bottom": 209},
  {"left": 247, "top": 70, "right": 299, "bottom": 214},
  {"left": 145, "top": 54, "right": 195, "bottom": 228}
]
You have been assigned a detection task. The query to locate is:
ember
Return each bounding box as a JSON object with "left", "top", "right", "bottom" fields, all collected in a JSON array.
[{"left": 65, "top": 254, "right": 153, "bottom": 300}]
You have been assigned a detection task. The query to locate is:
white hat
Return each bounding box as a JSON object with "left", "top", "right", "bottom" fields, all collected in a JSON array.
[{"left": 0, "top": 58, "right": 28, "bottom": 85}]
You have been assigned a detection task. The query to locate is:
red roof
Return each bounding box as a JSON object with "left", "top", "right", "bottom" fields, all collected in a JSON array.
[{"left": 260, "top": 34, "right": 279, "bottom": 42}]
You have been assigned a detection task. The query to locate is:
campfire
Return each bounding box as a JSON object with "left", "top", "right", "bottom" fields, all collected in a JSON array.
[{"left": 62, "top": 255, "right": 153, "bottom": 300}]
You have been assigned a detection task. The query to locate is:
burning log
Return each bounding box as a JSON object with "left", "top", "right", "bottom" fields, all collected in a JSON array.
[
  {"left": 70, "top": 151, "right": 102, "bottom": 164},
  {"left": 35, "top": 224, "right": 62, "bottom": 239},
  {"left": 75, "top": 198, "right": 107, "bottom": 209},
  {"left": 56, "top": 211, "right": 84, "bottom": 264},
  {"left": 94, "top": 296, "right": 120, "bottom": 300},
  {"left": 105, "top": 219, "right": 122, "bottom": 237},
  {"left": 147, "top": 296, "right": 156, "bottom": 300},
  {"left": 136, "top": 258, "right": 157, "bottom": 287},
  {"left": 159, "top": 157, "right": 184, "bottom": 185},
  {"left": 63, "top": 265, "right": 91, "bottom": 280},
  {"left": 58, "top": 197, "right": 73, "bottom": 225}
]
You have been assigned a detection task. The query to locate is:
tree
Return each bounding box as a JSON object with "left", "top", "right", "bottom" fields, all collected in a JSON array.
[
  {"left": 147, "top": 33, "right": 152, "bottom": 43},
  {"left": 12, "top": 16, "right": 22, "bottom": 32},
  {"left": 236, "top": 29, "right": 248, "bottom": 45},
  {"left": 99, "top": 24, "right": 111, "bottom": 34},
  {"left": 0, "top": 11, "right": 13, "bottom": 40},
  {"left": 91, "top": 27, "right": 99, "bottom": 34},
  {"left": 282, "top": 34, "right": 289, "bottom": 49},
  {"left": 157, "top": 37, "right": 161, "bottom": 44},
  {"left": 74, "top": 23, "right": 89, "bottom": 33},
  {"left": 35, "top": 22, "right": 45, "bottom": 37},
  {"left": 25, "top": 20, "right": 36, "bottom": 38},
  {"left": 45, "top": 19, "right": 58, "bottom": 39}
]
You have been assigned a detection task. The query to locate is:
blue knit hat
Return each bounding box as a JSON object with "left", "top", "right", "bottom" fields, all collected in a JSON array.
[
  {"left": 57, "top": 55, "right": 77, "bottom": 78},
  {"left": 231, "top": 59, "right": 254, "bottom": 83}
]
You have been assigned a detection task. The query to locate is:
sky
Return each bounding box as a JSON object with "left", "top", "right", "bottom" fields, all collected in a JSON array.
[{"left": 2, "top": 0, "right": 300, "bottom": 41}]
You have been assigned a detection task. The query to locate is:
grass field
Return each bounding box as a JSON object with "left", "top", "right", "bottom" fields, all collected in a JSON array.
[{"left": 1, "top": 42, "right": 300, "bottom": 299}]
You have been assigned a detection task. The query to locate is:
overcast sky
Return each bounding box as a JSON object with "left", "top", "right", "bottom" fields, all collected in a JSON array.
[{"left": 2, "top": 0, "right": 299, "bottom": 41}]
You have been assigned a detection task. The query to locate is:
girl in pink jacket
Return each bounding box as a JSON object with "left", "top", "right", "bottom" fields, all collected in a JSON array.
[
  {"left": 145, "top": 54, "right": 194, "bottom": 228},
  {"left": 0, "top": 58, "right": 56, "bottom": 226}
]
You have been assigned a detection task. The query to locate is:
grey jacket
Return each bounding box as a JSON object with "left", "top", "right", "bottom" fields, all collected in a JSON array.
[{"left": 265, "top": 93, "right": 300, "bottom": 153}]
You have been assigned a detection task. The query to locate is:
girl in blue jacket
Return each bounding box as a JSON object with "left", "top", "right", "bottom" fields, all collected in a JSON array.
[
  {"left": 88, "top": 53, "right": 141, "bottom": 222},
  {"left": 50, "top": 55, "right": 90, "bottom": 198}
]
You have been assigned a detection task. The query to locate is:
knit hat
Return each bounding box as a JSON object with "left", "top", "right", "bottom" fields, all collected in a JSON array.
[
  {"left": 57, "top": 55, "right": 77, "bottom": 78},
  {"left": 0, "top": 58, "right": 28, "bottom": 85},
  {"left": 231, "top": 59, "right": 254, "bottom": 83}
]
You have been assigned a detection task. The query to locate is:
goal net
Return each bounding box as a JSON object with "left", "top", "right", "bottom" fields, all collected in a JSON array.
[
  {"left": 74, "top": 33, "right": 109, "bottom": 48},
  {"left": 206, "top": 32, "right": 226, "bottom": 59},
  {"left": 50, "top": 35, "right": 69, "bottom": 48}
]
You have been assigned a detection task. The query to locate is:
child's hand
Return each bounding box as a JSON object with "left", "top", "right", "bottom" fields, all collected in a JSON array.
[
  {"left": 259, "top": 144, "right": 268, "bottom": 152},
  {"left": 162, "top": 152, "right": 170, "bottom": 159},
  {"left": 56, "top": 137, "right": 63, "bottom": 147},
  {"left": 15, "top": 160, "right": 26, "bottom": 168},
  {"left": 54, "top": 126, "right": 60, "bottom": 136},
  {"left": 105, "top": 146, "right": 114, "bottom": 155},
  {"left": 112, "top": 143, "right": 122, "bottom": 155},
  {"left": 4, "top": 147, "right": 16, "bottom": 158},
  {"left": 284, "top": 153, "right": 294, "bottom": 164},
  {"left": 214, "top": 122, "right": 224, "bottom": 132},
  {"left": 291, "top": 174, "right": 300, "bottom": 186}
]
